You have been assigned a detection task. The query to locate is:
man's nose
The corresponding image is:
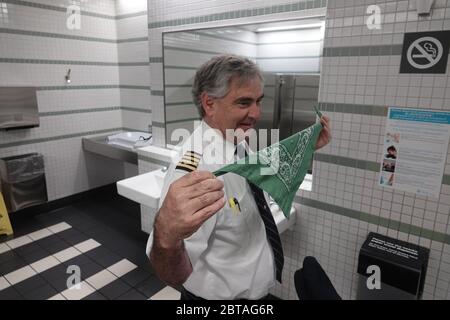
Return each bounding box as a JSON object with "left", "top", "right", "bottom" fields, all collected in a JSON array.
[{"left": 248, "top": 102, "right": 261, "bottom": 120}]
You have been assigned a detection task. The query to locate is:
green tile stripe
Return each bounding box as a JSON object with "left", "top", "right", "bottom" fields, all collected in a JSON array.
[
  {"left": 37, "top": 85, "right": 150, "bottom": 91},
  {"left": 138, "top": 154, "right": 171, "bottom": 167},
  {"left": 163, "top": 46, "right": 225, "bottom": 56},
  {"left": 116, "top": 37, "right": 148, "bottom": 43},
  {"left": 323, "top": 44, "right": 404, "bottom": 57},
  {"left": 166, "top": 101, "right": 194, "bottom": 106},
  {"left": 0, "top": 28, "right": 147, "bottom": 43},
  {"left": 0, "top": 127, "right": 124, "bottom": 149},
  {"left": 165, "top": 84, "right": 193, "bottom": 88},
  {"left": 116, "top": 11, "right": 148, "bottom": 20},
  {"left": 294, "top": 196, "right": 450, "bottom": 245},
  {"left": 149, "top": 57, "right": 163, "bottom": 63},
  {"left": 149, "top": 0, "right": 327, "bottom": 28},
  {"left": 151, "top": 90, "right": 165, "bottom": 96},
  {"left": 166, "top": 117, "right": 201, "bottom": 124},
  {"left": 120, "top": 85, "right": 151, "bottom": 90},
  {"left": 164, "top": 65, "right": 198, "bottom": 70},
  {"left": 192, "top": 30, "right": 323, "bottom": 46},
  {"left": 318, "top": 102, "right": 388, "bottom": 116},
  {"left": 152, "top": 121, "right": 166, "bottom": 128},
  {"left": 38, "top": 106, "right": 151, "bottom": 116},
  {"left": 2, "top": 0, "right": 115, "bottom": 19},
  {"left": 121, "top": 107, "right": 152, "bottom": 114},
  {"left": 164, "top": 45, "right": 257, "bottom": 60},
  {"left": 0, "top": 58, "right": 148, "bottom": 66},
  {"left": 39, "top": 106, "right": 121, "bottom": 116},
  {"left": 257, "top": 55, "right": 321, "bottom": 59},
  {"left": 314, "top": 152, "right": 450, "bottom": 185},
  {"left": 192, "top": 31, "right": 258, "bottom": 45},
  {"left": 2, "top": 0, "right": 146, "bottom": 20}
]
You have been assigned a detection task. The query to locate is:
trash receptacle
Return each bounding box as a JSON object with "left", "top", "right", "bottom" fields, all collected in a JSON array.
[
  {"left": 0, "top": 153, "right": 47, "bottom": 212},
  {"left": 357, "top": 232, "right": 429, "bottom": 300}
]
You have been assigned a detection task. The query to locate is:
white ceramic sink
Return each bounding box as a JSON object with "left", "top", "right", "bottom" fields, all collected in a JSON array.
[
  {"left": 117, "top": 168, "right": 166, "bottom": 209},
  {"left": 117, "top": 166, "right": 296, "bottom": 234},
  {"left": 107, "top": 132, "right": 152, "bottom": 150}
]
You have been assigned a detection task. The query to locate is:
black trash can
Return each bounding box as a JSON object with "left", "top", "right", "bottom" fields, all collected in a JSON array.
[
  {"left": 357, "top": 232, "right": 429, "bottom": 300},
  {"left": 0, "top": 153, "right": 47, "bottom": 212}
]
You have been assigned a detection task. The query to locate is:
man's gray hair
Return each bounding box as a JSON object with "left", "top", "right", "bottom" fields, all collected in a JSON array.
[{"left": 192, "top": 54, "right": 263, "bottom": 117}]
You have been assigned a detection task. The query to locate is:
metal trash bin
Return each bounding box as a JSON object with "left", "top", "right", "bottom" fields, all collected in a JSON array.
[
  {"left": 357, "top": 232, "right": 429, "bottom": 300},
  {"left": 0, "top": 153, "right": 47, "bottom": 212}
]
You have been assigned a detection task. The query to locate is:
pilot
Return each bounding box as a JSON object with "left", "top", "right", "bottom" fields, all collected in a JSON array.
[{"left": 146, "top": 54, "right": 331, "bottom": 300}]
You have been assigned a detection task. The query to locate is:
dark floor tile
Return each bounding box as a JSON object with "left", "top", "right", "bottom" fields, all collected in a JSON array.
[
  {"left": 44, "top": 275, "right": 70, "bottom": 292},
  {"left": 13, "top": 243, "right": 41, "bottom": 257},
  {"left": 33, "top": 234, "right": 61, "bottom": 247},
  {"left": 64, "top": 233, "right": 90, "bottom": 246},
  {"left": 98, "top": 279, "right": 131, "bottom": 300},
  {"left": 20, "top": 248, "right": 51, "bottom": 265},
  {"left": 14, "top": 275, "right": 48, "bottom": 295},
  {"left": 63, "top": 254, "right": 92, "bottom": 267},
  {"left": 40, "top": 240, "right": 71, "bottom": 254},
  {"left": 23, "top": 283, "right": 57, "bottom": 300},
  {"left": 120, "top": 268, "right": 152, "bottom": 287},
  {"left": 0, "top": 287, "right": 23, "bottom": 300},
  {"left": 82, "top": 292, "right": 107, "bottom": 300},
  {"left": 135, "top": 275, "right": 166, "bottom": 298},
  {"left": 78, "top": 262, "right": 104, "bottom": 280},
  {"left": 0, "top": 257, "right": 26, "bottom": 275},
  {"left": 115, "top": 288, "right": 147, "bottom": 300},
  {"left": 89, "top": 251, "right": 122, "bottom": 269},
  {"left": 0, "top": 251, "right": 21, "bottom": 264},
  {"left": 56, "top": 228, "right": 83, "bottom": 241}
]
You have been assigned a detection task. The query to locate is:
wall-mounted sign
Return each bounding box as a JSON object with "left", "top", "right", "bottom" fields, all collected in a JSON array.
[
  {"left": 399, "top": 31, "right": 450, "bottom": 74},
  {"left": 379, "top": 108, "right": 450, "bottom": 198}
]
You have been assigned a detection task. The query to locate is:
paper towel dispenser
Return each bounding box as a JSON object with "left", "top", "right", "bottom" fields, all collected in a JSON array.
[{"left": 0, "top": 87, "right": 40, "bottom": 130}]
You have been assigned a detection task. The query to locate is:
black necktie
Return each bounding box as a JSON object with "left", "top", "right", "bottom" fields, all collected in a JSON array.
[
  {"left": 248, "top": 182, "right": 284, "bottom": 283},
  {"left": 234, "top": 145, "right": 284, "bottom": 282}
]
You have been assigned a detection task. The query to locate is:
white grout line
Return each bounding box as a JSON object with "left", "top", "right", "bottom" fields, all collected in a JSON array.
[
  {"left": 1, "top": 239, "right": 100, "bottom": 291},
  {"left": 149, "top": 286, "right": 181, "bottom": 300},
  {"left": 48, "top": 259, "right": 137, "bottom": 300},
  {"left": 1, "top": 222, "right": 72, "bottom": 253}
]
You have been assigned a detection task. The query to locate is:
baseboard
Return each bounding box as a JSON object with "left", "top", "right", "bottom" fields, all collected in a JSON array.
[{"left": 10, "top": 183, "right": 117, "bottom": 219}]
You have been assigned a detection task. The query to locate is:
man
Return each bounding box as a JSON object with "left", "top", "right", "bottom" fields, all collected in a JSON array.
[{"left": 146, "top": 54, "right": 331, "bottom": 300}]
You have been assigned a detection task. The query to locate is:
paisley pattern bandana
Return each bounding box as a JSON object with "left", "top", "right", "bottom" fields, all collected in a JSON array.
[{"left": 214, "top": 108, "right": 323, "bottom": 218}]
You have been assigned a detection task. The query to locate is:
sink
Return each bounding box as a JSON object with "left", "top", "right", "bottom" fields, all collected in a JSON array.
[
  {"left": 107, "top": 132, "right": 152, "bottom": 150},
  {"left": 116, "top": 168, "right": 166, "bottom": 208},
  {"left": 117, "top": 166, "right": 296, "bottom": 234}
]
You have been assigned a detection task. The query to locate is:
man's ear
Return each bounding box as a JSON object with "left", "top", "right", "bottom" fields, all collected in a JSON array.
[{"left": 200, "top": 92, "right": 215, "bottom": 116}]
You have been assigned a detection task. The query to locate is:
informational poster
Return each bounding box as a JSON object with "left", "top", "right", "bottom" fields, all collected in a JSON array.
[{"left": 379, "top": 108, "right": 450, "bottom": 198}]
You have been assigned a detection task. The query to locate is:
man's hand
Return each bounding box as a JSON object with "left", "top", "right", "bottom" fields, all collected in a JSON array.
[
  {"left": 315, "top": 115, "right": 331, "bottom": 150},
  {"left": 155, "top": 170, "right": 226, "bottom": 248}
]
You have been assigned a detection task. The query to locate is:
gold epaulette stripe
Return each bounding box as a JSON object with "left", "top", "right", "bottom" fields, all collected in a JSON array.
[
  {"left": 175, "top": 163, "right": 197, "bottom": 172},
  {"left": 182, "top": 155, "right": 200, "bottom": 163},
  {"left": 185, "top": 151, "right": 202, "bottom": 158},
  {"left": 179, "top": 159, "right": 198, "bottom": 167}
]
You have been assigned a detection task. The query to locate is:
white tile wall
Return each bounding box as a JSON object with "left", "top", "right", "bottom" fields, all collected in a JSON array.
[{"left": 0, "top": 0, "right": 150, "bottom": 202}]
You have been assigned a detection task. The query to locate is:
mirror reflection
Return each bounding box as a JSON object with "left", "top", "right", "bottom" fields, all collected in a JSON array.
[{"left": 163, "top": 16, "right": 326, "bottom": 153}]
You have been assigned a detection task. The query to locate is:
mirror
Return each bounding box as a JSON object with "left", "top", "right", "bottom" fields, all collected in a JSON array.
[{"left": 162, "top": 16, "right": 326, "bottom": 157}]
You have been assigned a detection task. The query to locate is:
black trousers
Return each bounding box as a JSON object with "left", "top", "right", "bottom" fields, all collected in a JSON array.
[{"left": 180, "top": 287, "right": 274, "bottom": 300}]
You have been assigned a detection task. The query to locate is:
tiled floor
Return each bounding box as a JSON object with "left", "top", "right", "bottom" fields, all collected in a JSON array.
[{"left": 0, "top": 188, "right": 179, "bottom": 300}]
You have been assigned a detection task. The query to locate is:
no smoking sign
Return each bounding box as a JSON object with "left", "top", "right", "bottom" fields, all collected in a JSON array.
[{"left": 400, "top": 31, "right": 450, "bottom": 74}]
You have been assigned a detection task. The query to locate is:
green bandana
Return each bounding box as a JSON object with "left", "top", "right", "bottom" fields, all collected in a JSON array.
[{"left": 214, "top": 107, "right": 323, "bottom": 218}]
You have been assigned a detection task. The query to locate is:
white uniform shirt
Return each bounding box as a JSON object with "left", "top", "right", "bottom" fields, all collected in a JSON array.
[{"left": 146, "top": 121, "right": 276, "bottom": 299}]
